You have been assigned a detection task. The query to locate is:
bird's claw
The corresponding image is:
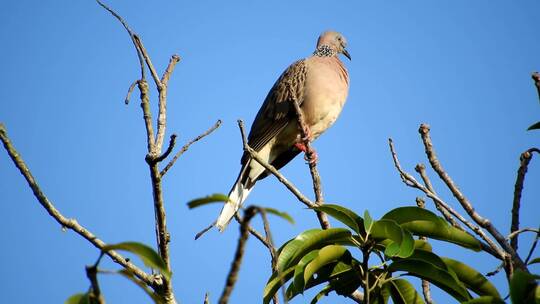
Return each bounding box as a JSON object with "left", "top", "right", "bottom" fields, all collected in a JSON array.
[{"left": 304, "top": 149, "right": 318, "bottom": 164}]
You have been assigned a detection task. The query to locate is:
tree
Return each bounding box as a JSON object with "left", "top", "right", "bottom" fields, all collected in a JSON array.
[{"left": 1, "top": 1, "right": 539, "bottom": 303}]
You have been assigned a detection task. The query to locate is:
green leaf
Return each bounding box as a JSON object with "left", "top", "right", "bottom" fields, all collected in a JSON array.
[
  {"left": 401, "top": 221, "right": 481, "bottom": 251},
  {"left": 382, "top": 206, "right": 442, "bottom": 224},
  {"left": 263, "top": 267, "right": 295, "bottom": 304},
  {"left": 364, "top": 210, "right": 374, "bottom": 234},
  {"left": 291, "top": 250, "right": 320, "bottom": 296},
  {"left": 262, "top": 207, "right": 295, "bottom": 224},
  {"left": 528, "top": 121, "right": 540, "bottom": 131},
  {"left": 387, "top": 279, "right": 425, "bottom": 304},
  {"left": 118, "top": 270, "right": 164, "bottom": 303},
  {"left": 462, "top": 296, "right": 505, "bottom": 303},
  {"left": 388, "top": 259, "right": 471, "bottom": 302},
  {"left": 276, "top": 228, "right": 351, "bottom": 272},
  {"left": 102, "top": 242, "right": 171, "bottom": 280},
  {"left": 65, "top": 293, "right": 90, "bottom": 304},
  {"left": 510, "top": 269, "right": 540, "bottom": 304},
  {"left": 287, "top": 261, "right": 357, "bottom": 301},
  {"left": 371, "top": 219, "right": 415, "bottom": 258},
  {"left": 187, "top": 193, "right": 229, "bottom": 209},
  {"left": 402, "top": 249, "right": 449, "bottom": 270},
  {"left": 442, "top": 257, "right": 501, "bottom": 298},
  {"left": 313, "top": 204, "right": 365, "bottom": 235},
  {"left": 304, "top": 245, "right": 349, "bottom": 288},
  {"left": 529, "top": 257, "right": 540, "bottom": 265},
  {"left": 382, "top": 207, "right": 481, "bottom": 250}
]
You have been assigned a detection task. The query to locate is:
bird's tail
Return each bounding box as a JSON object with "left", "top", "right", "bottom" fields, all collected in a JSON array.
[{"left": 216, "top": 164, "right": 254, "bottom": 232}]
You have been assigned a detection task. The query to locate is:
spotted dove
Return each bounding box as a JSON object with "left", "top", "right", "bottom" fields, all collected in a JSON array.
[{"left": 216, "top": 31, "right": 351, "bottom": 231}]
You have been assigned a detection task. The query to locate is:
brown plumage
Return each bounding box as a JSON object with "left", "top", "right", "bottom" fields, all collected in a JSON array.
[{"left": 216, "top": 31, "right": 351, "bottom": 231}]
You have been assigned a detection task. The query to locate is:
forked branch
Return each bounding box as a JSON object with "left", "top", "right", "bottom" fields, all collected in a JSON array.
[{"left": 0, "top": 124, "right": 154, "bottom": 287}]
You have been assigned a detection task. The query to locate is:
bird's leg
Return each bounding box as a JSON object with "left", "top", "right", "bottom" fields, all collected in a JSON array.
[
  {"left": 294, "top": 126, "right": 318, "bottom": 164},
  {"left": 301, "top": 124, "right": 312, "bottom": 142}
]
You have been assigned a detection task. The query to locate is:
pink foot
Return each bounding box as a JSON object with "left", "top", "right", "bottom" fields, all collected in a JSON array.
[{"left": 294, "top": 142, "right": 318, "bottom": 164}]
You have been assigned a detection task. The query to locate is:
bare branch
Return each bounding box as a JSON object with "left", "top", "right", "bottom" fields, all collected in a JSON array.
[
  {"left": 511, "top": 148, "right": 538, "bottom": 251},
  {"left": 160, "top": 119, "right": 222, "bottom": 176},
  {"left": 0, "top": 124, "right": 154, "bottom": 287},
  {"left": 415, "top": 163, "right": 460, "bottom": 229},
  {"left": 138, "top": 80, "right": 156, "bottom": 152},
  {"left": 233, "top": 213, "right": 273, "bottom": 250},
  {"left": 133, "top": 35, "right": 162, "bottom": 88},
  {"left": 418, "top": 124, "right": 527, "bottom": 271},
  {"left": 155, "top": 55, "right": 181, "bottom": 152},
  {"left": 149, "top": 163, "right": 171, "bottom": 270},
  {"left": 291, "top": 99, "right": 330, "bottom": 229},
  {"left": 237, "top": 120, "right": 315, "bottom": 208},
  {"left": 388, "top": 138, "right": 504, "bottom": 260},
  {"left": 156, "top": 134, "right": 177, "bottom": 163},
  {"left": 95, "top": 0, "right": 146, "bottom": 80},
  {"left": 161, "top": 55, "right": 181, "bottom": 86},
  {"left": 219, "top": 206, "right": 258, "bottom": 304}
]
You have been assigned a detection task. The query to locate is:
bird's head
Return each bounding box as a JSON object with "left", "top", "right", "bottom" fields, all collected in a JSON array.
[{"left": 316, "top": 31, "right": 351, "bottom": 60}]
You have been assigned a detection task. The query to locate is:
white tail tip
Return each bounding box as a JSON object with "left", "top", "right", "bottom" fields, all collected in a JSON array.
[{"left": 216, "top": 181, "right": 252, "bottom": 232}]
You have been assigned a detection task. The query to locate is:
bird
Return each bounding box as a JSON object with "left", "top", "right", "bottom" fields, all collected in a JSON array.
[{"left": 216, "top": 31, "right": 351, "bottom": 232}]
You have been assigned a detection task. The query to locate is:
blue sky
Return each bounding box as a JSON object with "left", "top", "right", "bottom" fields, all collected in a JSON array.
[{"left": 1, "top": 1, "right": 539, "bottom": 303}]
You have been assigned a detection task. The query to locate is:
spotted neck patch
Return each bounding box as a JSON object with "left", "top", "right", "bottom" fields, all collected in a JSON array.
[{"left": 313, "top": 45, "right": 336, "bottom": 57}]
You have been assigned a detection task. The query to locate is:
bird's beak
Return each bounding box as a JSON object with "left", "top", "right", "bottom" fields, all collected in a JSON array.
[{"left": 342, "top": 48, "right": 351, "bottom": 60}]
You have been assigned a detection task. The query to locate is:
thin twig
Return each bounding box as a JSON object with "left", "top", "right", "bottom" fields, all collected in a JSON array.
[
  {"left": 233, "top": 213, "right": 273, "bottom": 250},
  {"left": 388, "top": 138, "right": 504, "bottom": 260},
  {"left": 0, "top": 124, "right": 154, "bottom": 287},
  {"left": 125, "top": 80, "right": 138, "bottom": 105},
  {"left": 234, "top": 210, "right": 284, "bottom": 304},
  {"left": 532, "top": 72, "right": 540, "bottom": 101},
  {"left": 415, "top": 197, "right": 434, "bottom": 304},
  {"left": 95, "top": 0, "right": 146, "bottom": 80},
  {"left": 257, "top": 208, "right": 282, "bottom": 304},
  {"left": 237, "top": 120, "right": 315, "bottom": 208},
  {"left": 156, "top": 134, "right": 177, "bottom": 163},
  {"left": 511, "top": 148, "right": 537, "bottom": 251},
  {"left": 219, "top": 206, "right": 258, "bottom": 304},
  {"left": 133, "top": 35, "right": 162, "bottom": 89},
  {"left": 415, "top": 163, "right": 460, "bottom": 229},
  {"left": 486, "top": 263, "right": 504, "bottom": 277},
  {"left": 160, "top": 120, "right": 222, "bottom": 176},
  {"left": 418, "top": 124, "right": 526, "bottom": 272},
  {"left": 525, "top": 227, "right": 540, "bottom": 265},
  {"left": 291, "top": 99, "right": 330, "bottom": 229},
  {"left": 507, "top": 228, "right": 540, "bottom": 241},
  {"left": 86, "top": 265, "right": 106, "bottom": 304}
]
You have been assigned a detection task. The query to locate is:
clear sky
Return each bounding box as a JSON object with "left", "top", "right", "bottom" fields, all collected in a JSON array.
[{"left": 1, "top": 1, "right": 539, "bottom": 303}]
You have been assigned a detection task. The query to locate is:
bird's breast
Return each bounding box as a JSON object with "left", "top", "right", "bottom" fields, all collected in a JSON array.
[{"left": 302, "top": 57, "right": 349, "bottom": 138}]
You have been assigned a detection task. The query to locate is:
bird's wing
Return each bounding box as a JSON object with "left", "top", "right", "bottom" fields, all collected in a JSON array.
[{"left": 244, "top": 59, "right": 307, "bottom": 159}]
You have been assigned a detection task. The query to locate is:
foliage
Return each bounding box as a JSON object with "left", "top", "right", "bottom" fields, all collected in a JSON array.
[{"left": 263, "top": 204, "right": 507, "bottom": 304}]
